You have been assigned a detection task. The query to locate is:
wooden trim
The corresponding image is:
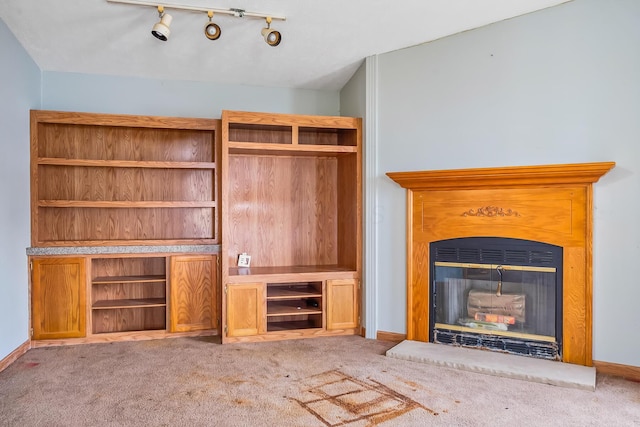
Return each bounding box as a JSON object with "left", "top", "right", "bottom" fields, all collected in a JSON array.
[
  {"left": 387, "top": 162, "right": 615, "bottom": 190},
  {"left": 223, "top": 110, "right": 360, "bottom": 129},
  {"left": 31, "top": 329, "right": 217, "bottom": 347},
  {"left": 376, "top": 331, "right": 406, "bottom": 343},
  {"left": 31, "top": 110, "right": 219, "bottom": 130},
  {"left": 405, "top": 190, "right": 414, "bottom": 340},
  {"left": 0, "top": 340, "right": 31, "bottom": 373},
  {"left": 585, "top": 185, "right": 595, "bottom": 365},
  {"left": 223, "top": 328, "right": 357, "bottom": 343},
  {"left": 593, "top": 360, "right": 640, "bottom": 382}
]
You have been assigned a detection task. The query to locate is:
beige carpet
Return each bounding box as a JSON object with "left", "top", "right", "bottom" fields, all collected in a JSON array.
[{"left": 0, "top": 336, "right": 638, "bottom": 426}]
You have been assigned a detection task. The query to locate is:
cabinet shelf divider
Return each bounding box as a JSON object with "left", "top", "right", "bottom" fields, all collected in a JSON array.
[{"left": 92, "top": 298, "right": 166, "bottom": 309}]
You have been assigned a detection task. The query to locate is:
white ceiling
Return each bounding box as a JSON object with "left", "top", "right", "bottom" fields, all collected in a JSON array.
[{"left": 0, "top": 0, "right": 570, "bottom": 91}]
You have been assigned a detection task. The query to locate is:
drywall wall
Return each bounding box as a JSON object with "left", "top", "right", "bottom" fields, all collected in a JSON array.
[
  {"left": 339, "top": 62, "right": 365, "bottom": 118},
  {"left": 373, "top": 0, "right": 640, "bottom": 366},
  {"left": 42, "top": 72, "right": 340, "bottom": 118},
  {"left": 0, "top": 18, "right": 40, "bottom": 361},
  {"left": 339, "top": 61, "right": 368, "bottom": 333}
]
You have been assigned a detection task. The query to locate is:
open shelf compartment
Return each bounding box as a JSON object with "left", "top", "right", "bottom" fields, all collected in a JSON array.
[{"left": 90, "top": 256, "right": 167, "bottom": 334}]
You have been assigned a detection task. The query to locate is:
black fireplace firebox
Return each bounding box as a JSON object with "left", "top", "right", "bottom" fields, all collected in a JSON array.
[{"left": 430, "top": 237, "right": 563, "bottom": 360}]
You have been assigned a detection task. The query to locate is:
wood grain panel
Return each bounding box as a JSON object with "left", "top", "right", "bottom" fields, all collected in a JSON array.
[
  {"left": 416, "top": 188, "right": 586, "bottom": 244},
  {"left": 92, "top": 307, "right": 165, "bottom": 334},
  {"left": 326, "top": 279, "right": 357, "bottom": 330},
  {"left": 226, "top": 283, "right": 265, "bottom": 337},
  {"left": 38, "top": 207, "right": 214, "bottom": 242},
  {"left": 38, "top": 123, "right": 214, "bottom": 162},
  {"left": 228, "top": 123, "right": 292, "bottom": 144},
  {"left": 337, "top": 154, "right": 359, "bottom": 270},
  {"left": 39, "top": 166, "right": 213, "bottom": 202},
  {"left": 170, "top": 255, "right": 217, "bottom": 332},
  {"left": 92, "top": 257, "right": 166, "bottom": 279},
  {"left": 563, "top": 247, "right": 588, "bottom": 365},
  {"left": 227, "top": 155, "right": 338, "bottom": 268},
  {"left": 409, "top": 241, "right": 430, "bottom": 341},
  {"left": 298, "top": 127, "right": 358, "bottom": 146},
  {"left": 32, "top": 258, "right": 86, "bottom": 339},
  {"left": 92, "top": 282, "right": 166, "bottom": 306}
]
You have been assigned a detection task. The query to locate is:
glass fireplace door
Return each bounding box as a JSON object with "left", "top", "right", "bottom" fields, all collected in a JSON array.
[{"left": 433, "top": 262, "right": 557, "bottom": 344}]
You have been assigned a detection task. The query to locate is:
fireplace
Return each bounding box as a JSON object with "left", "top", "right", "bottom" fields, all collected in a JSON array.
[
  {"left": 387, "top": 162, "right": 614, "bottom": 366},
  {"left": 430, "top": 237, "right": 562, "bottom": 360}
]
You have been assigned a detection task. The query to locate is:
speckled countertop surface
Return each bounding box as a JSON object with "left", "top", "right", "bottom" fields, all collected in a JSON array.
[{"left": 26, "top": 245, "right": 220, "bottom": 256}]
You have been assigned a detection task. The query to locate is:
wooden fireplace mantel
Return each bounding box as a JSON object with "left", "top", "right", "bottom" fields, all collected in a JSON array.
[{"left": 387, "top": 162, "right": 615, "bottom": 366}]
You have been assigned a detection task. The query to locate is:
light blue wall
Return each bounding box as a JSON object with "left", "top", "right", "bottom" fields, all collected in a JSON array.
[
  {"left": 0, "top": 18, "right": 40, "bottom": 361},
  {"left": 339, "top": 62, "right": 365, "bottom": 118},
  {"left": 42, "top": 72, "right": 340, "bottom": 117},
  {"left": 373, "top": 0, "right": 640, "bottom": 366},
  {"left": 339, "top": 61, "right": 367, "bottom": 328}
]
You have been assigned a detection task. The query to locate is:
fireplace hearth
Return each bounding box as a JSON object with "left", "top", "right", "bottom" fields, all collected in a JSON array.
[
  {"left": 430, "top": 237, "right": 562, "bottom": 360},
  {"left": 387, "top": 162, "right": 614, "bottom": 366}
]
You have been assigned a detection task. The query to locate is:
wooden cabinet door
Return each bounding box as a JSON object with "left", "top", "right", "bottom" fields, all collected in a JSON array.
[
  {"left": 31, "top": 257, "right": 86, "bottom": 339},
  {"left": 226, "top": 283, "right": 265, "bottom": 337},
  {"left": 326, "top": 279, "right": 358, "bottom": 330},
  {"left": 169, "top": 255, "right": 217, "bottom": 332}
]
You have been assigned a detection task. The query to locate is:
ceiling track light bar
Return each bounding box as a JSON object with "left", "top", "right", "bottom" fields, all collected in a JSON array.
[{"left": 106, "top": 0, "right": 286, "bottom": 21}]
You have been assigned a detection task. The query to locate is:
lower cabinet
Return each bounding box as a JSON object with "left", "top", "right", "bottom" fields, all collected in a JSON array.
[
  {"left": 226, "top": 283, "right": 266, "bottom": 337},
  {"left": 169, "top": 255, "right": 218, "bottom": 332},
  {"left": 326, "top": 279, "right": 358, "bottom": 330},
  {"left": 90, "top": 256, "right": 167, "bottom": 334},
  {"left": 30, "top": 252, "right": 219, "bottom": 343},
  {"left": 31, "top": 257, "right": 86, "bottom": 340},
  {"left": 224, "top": 278, "right": 359, "bottom": 341}
]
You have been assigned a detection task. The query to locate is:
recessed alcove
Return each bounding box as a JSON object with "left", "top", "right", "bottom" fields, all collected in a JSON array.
[{"left": 387, "top": 162, "right": 614, "bottom": 366}]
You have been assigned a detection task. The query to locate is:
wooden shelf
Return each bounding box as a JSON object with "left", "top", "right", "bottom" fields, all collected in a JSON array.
[
  {"left": 31, "top": 110, "right": 220, "bottom": 246},
  {"left": 92, "top": 298, "right": 166, "bottom": 309},
  {"left": 38, "top": 201, "right": 217, "bottom": 208},
  {"left": 37, "top": 158, "right": 216, "bottom": 169},
  {"left": 267, "top": 321, "right": 322, "bottom": 332},
  {"left": 267, "top": 287, "right": 322, "bottom": 300},
  {"left": 228, "top": 142, "right": 356, "bottom": 156},
  {"left": 267, "top": 305, "right": 323, "bottom": 317},
  {"left": 230, "top": 265, "right": 355, "bottom": 276},
  {"left": 92, "top": 275, "right": 166, "bottom": 284}
]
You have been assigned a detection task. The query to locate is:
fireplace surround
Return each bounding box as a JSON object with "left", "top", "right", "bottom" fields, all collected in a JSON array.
[{"left": 387, "top": 162, "right": 614, "bottom": 366}]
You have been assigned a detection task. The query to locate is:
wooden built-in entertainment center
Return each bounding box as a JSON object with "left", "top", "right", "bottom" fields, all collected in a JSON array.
[{"left": 27, "top": 109, "right": 362, "bottom": 346}]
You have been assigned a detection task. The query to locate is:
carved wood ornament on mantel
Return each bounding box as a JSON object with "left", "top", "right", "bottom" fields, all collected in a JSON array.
[
  {"left": 461, "top": 206, "right": 520, "bottom": 217},
  {"left": 387, "top": 162, "right": 615, "bottom": 366}
]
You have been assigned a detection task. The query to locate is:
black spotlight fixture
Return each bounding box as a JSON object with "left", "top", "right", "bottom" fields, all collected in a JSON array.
[
  {"left": 151, "top": 6, "right": 172, "bottom": 41},
  {"left": 204, "top": 10, "right": 221, "bottom": 40},
  {"left": 261, "top": 17, "right": 281, "bottom": 47}
]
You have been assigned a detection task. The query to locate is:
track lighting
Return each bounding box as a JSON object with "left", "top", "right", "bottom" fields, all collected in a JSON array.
[
  {"left": 261, "top": 17, "right": 281, "bottom": 47},
  {"left": 204, "top": 11, "right": 221, "bottom": 40},
  {"left": 107, "top": 0, "right": 286, "bottom": 46},
  {"left": 151, "top": 6, "right": 172, "bottom": 41}
]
